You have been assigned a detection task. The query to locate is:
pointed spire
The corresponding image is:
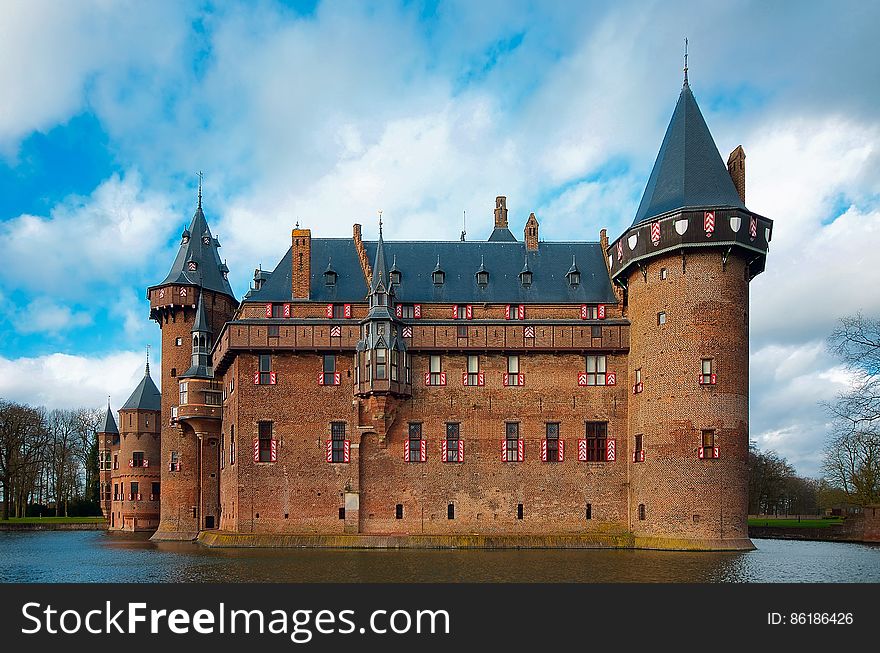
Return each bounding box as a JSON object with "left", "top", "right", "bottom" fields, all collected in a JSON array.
[
  {"left": 369, "top": 213, "right": 389, "bottom": 294},
  {"left": 100, "top": 402, "right": 119, "bottom": 435},
  {"left": 192, "top": 291, "right": 211, "bottom": 334},
  {"left": 122, "top": 351, "right": 161, "bottom": 412}
]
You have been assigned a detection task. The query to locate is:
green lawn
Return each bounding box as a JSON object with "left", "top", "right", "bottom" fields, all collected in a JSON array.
[
  {"left": 748, "top": 518, "right": 843, "bottom": 528},
  {"left": 1, "top": 516, "right": 106, "bottom": 524}
]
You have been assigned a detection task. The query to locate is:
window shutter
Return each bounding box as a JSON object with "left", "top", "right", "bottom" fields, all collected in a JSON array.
[
  {"left": 442, "top": 440, "right": 448, "bottom": 461},
  {"left": 420, "top": 439, "right": 427, "bottom": 462},
  {"left": 518, "top": 373, "right": 525, "bottom": 386},
  {"left": 269, "top": 372, "right": 277, "bottom": 385},
  {"left": 698, "top": 447, "right": 705, "bottom": 460},
  {"left": 517, "top": 439, "right": 524, "bottom": 462},
  {"left": 458, "top": 440, "right": 464, "bottom": 462},
  {"left": 396, "top": 305, "right": 403, "bottom": 318},
  {"left": 283, "top": 303, "right": 291, "bottom": 317},
  {"left": 317, "top": 373, "right": 324, "bottom": 386},
  {"left": 466, "top": 304, "right": 473, "bottom": 319},
  {"left": 439, "top": 372, "right": 446, "bottom": 385},
  {"left": 518, "top": 305, "right": 525, "bottom": 320},
  {"left": 452, "top": 305, "right": 459, "bottom": 319},
  {"left": 413, "top": 304, "right": 421, "bottom": 318},
  {"left": 713, "top": 447, "right": 720, "bottom": 459},
  {"left": 344, "top": 304, "right": 352, "bottom": 318},
  {"left": 503, "top": 373, "right": 509, "bottom": 387},
  {"left": 501, "top": 439, "right": 506, "bottom": 461},
  {"left": 424, "top": 372, "right": 431, "bottom": 385},
  {"left": 711, "top": 373, "right": 717, "bottom": 385},
  {"left": 606, "top": 438, "right": 616, "bottom": 462},
  {"left": 578, "top": 439, "right": 587, "bottom": 461},
  {"left": 325, "top": 304, "right": 333, "bottom": 318},
  {"left": 477, "top": 372, "right": 484, "bottom": 386},
  {"left": 343, "top": 440, "right": 351, "bottom": 463},
  {"left": 578, "top": 373, "right": 588, "bottom": 386},
  {"left": 404, "top": 441, "right": 410, "bottom": 461},
  {"left": 607, "top": 372, "right": 617, "bottom": 386},
  {"left": 558, "top": 440, "right": 565, "bottom": 462},
  {"left": 265, "top": 303, "right": 272, "bottom": 318},
  {"left": 253, "top": 371, "right": 260, "bottom": 385},
  {"left": 461, "top": 372, "right": 468, "bottom": 386},
  {"left": 541, "top": 439, "right": 547, "bottom": 462},
  {"left": 270, "top": 439, "right": 277, "bottom": 462},
  {"left": 597, "top": 304, "right": 606, "bottom": 319},
  {"left": 334, "top": 372, "right": 341, "bottom": 385},
  {"left": 505, "top": 305, "right": 511, "bottom": 320},
  {"left": 325, "top": 441, "right": 333, "bottom": 463},
  {"left": 580, "top": 304, "right": 588, "bottom": 320},
  {"left": 253, "top": 438, "right": 259, "bottom": 463}
]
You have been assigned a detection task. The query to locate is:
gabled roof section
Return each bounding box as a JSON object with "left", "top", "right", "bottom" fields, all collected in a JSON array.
[
  {"left": 631, "top": 83, "right": 745, "bottom": 227},
  {"left": 488, "top": 227, "right": 517, "bottom": 242},
  {"left": 152, "top": 205, "right": 236, "bottom": 299},
  {"left": 121, "top": 363, "right": 161, "bottom": 412},
  {"left": 99, "top": 405, "right": 118, "bottom": 434}
]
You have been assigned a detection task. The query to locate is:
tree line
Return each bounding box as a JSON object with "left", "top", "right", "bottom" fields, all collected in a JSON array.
[{"left": 0, "top": 400, "right": 102, "bottom": 519}]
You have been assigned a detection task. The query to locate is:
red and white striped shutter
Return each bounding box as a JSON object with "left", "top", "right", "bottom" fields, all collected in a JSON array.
[
  {"left": 503, "top": 373, "right": 509, "bottom": 387},
  {"left": 452, "top": 305, "right": 459, "bottom": 319},
  {"left": 711, "top": 373, "right": 717, "bottom": 385},
  {"left": 606, "top": 438, "right": 616, "bottom": 462},
  {"left": 317, "top": 373, "right": 324, "bottom": 385},
  {"left": 270, "top": 439, "right": 277, "bottom": 462},
  {"left": 580, "top": 304, "right": 588, "bottom": 320},
  {"left": 334, "top": 372, "right": 341, "bottom": 385},
  {"left": 404, "top": 441, "right": 410, "bottom": 461},
  {"left": 698, "top": 447, "right": 705, "bottom": 460},
  {"left": 269, "top": 372, "right": 277, "bottom": 385},
  {"left": 541, "top": 439, "right": 547, "bottom": 462},
  {"left": 713, "top": 447, "right": 720, "bottom": 459},
  {"left": 253, "top": 438, "right": 260, "bottom": 463},
  {"left": 283, "top": 303, "right": 291, "bottom": 317},
  {"left": 424, "top": 372, "right": 431, "bottom": 385},
  {"left": 466, "top": 304, "right": 473, "bottom": 319},
  {"left": 458, "top": 440, "right": 464, "bottom": 462},
  {"left": 265, "top": 303, "right": 272, "bottom": 317},
  {"left": 396, "top": 305, "right": 403, "bottom": 318},
  {"left": 253, "top": 371, "right": 260, "bottom": 385},
  {"left": 343, "top": 440, "right": 351, "bottom": 463},
  {"left": 699, "top": 373, "right": 704, "bottom": 385},
  {"left": 325, "top": 441, "right": 333, "bottom": 462},
  {"left": 442, "top": 440, "right": 448, "bottom": 461},
  {"left": 578, "top": 373, "right": 587, "bottom": 386},
  {"left": 439, "top": 372, "right": 446, "bottom": 385},
  {"left": 461, "top": 372, "right": 468, "bottom": 386},
  {"left": 607, "top": 371, "right": 616, "bottom": 386},
  {"left": 413, "top": 304, "right": 421, "bottom": 318},
  {"left": 505, "top": 305, "right": 511, "bottom": 320},
  {"left": 597, "top": 304, "right": 606, "bottom": 319},
  {"left": 344, "top": 304, "right": 352, "bottom": 318},
  {"left": 559, "top": 440, "right": 565, "bottom": 462},
  {"left": 501, "top": 439, "right": 507, "bottom": 461},
  {"left": 518, "top": 304, "right": 525, "bottom": 320},
  {"left": 518, "top": 373, "right": 525, "bottom": 386},
  {"left": 477, "top": 372, "right": 484, "bottom": 386},
  {"left": 639, "top": 449, "right": 645, "bottom": 462},
  {"left": 517, "top": 439, "right": 524, "bottom": 462},
  {"left": 325, "top": 304, "right": 334, "bottom": 318},
  {"left": 420, "top": 439, "right": 427, "bottom": 462}
]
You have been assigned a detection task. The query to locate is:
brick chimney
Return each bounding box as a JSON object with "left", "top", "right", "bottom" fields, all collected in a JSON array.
[
  {"left": 494, "top": 196, "right": 509, "bottom": 229},
  {"left": 524, "top": 212, "right": 539, "bottom": 251},
  {"left": 353, "top": 223, "right": 372, "bottom": 287},
  {"left": 727, "top": 145, "right": 746, "bottom": 204},
  {"left": 291, "top": 227, "right": 311, "bottom": 299}
]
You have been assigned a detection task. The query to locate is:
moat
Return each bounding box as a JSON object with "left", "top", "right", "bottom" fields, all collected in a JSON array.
[{"left": 1, "top": 531, "right": 878, "bottom": 582}]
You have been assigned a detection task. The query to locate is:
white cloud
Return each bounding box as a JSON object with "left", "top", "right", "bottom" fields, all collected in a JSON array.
[{"left": 7, "top": 297, "right": 92, "bottom": 335}]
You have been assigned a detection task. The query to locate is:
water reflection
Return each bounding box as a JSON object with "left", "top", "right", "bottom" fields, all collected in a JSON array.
[{"left": 1, "top": 531, "right": 878, "bottom": 583}]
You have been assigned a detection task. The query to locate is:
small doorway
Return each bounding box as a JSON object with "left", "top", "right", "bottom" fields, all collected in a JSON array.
[{"left": 205, "top": 516, "right": 215, "bottom": 529}]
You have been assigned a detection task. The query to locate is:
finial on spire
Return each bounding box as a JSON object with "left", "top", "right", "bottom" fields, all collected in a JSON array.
[
  {"left": 145, "top": 344, "right": 151, "bottom": 376},
  {"left": 378, "top": 210, "right": 383, "bottom": 238},
  {"left": 461, "top": 210, "right": 466, "bottom": 241},
  {"left": 683, "top": 37, "right": 689, "bottom": 87},
  {"left": 197, "top": 171, "right": 203, "bottom": 210},
  {"left": 107, "top": 395, "right": 111, "bottom": 408}
]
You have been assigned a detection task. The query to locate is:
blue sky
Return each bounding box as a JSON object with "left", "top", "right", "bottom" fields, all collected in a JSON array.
[{"left": 1, "top": 0, "right": 880, "bottom": 476}]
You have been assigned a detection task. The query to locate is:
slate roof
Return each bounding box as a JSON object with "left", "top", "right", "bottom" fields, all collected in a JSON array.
[
  {"left": 246, "top": 239, "right": 617, "bottom": 305},
  {"left": 151, "top": 205, "right": 236, "bottom": 299},
  {"left": 631, "top": 82, "right": 745, "bottom": 227},
  {"left": 121, "top": 363, "right": 161, "bottom": 412},
  {"left": 192, "top": 292, "right": 211, "bottom": 334},
  {"left": 99, "top": 405, "right": 118, "bottom": 434},
  {"left": 488, "top": 226, "right": 517, "bottom": 242}
]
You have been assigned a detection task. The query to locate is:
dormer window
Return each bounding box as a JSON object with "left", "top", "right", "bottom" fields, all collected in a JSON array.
[
  {"left": 324, "top": 270, "right": 337, "bottom": 286},
  {"left": 432, "top": 270, "right": 444, "bottom": 285},
  {"left": 476, "top": 270, "right": 489, "bottom": 286},
  {"left": 181, "top": 229, "right": 190, "bottom": 244},
  {"left": 567, "top": 270, "right": 580, "bottom": 286},
  {"left": 520, "top": 270, "right": 532, "bottom": 287},
  {"left": 390, "top": 269, "right": 401, "bottom": 285}
]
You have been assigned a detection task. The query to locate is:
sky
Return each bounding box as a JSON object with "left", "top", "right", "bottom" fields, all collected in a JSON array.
[{"left": 1, "top": 0, "right": 879, "bottom": 477}]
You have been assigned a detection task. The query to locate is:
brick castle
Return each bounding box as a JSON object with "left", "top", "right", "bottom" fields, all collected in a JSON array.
[{"left": 97, "top": 74, "right": 772, "bottom": 550}]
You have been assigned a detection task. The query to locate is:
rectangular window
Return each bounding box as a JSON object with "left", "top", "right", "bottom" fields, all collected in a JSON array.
[
  {"left": 505, "top": 422, "right": 521, "bottom": 462},
  {"left": 259, "top": 354, "right": 272, "bottom": 385},
  {"left": 585, "top": 305, "right": 598, "bottom": 319},
  {"left": 151, "top": 482, "right": 160, "bottom": 501},
  {"left": 332, "top": 304, "right": 346, "bottom": 319},
  {"left": 323, "top": 354, "right": 337, "bottom": 385},
  {"left": 545, "top": 423, "right": 560, "bottom": 462},
  {"left": 466, "top": 355, "right": 480, "bottom": 386},
  {"left": 258, "top": 421, "right": 273, "bottom": 463},
  {"left": 658, "top": 311, "right": 667, "bottom": 325},
  {"left": 633, "top": 368, "right": 643, "bottom": 394},
  {"left": 591, "top": 325, "right": 602, "bottom": 338},
  {"left": 205, "top": 391, "right": 222, "bottom": 405},
  {"left": 113, "top": 483, "right": 119, "bottom": 501},
  {"left": 430, "top": 355, "right": 442, "bottom": 386},
  {"left": 331, "top": 422, "right": 347, "bottom": 463},
  {"left": 99, "top": 450, "right": 112, "bottom": 471},
  {"left": 456, "top": 324, "right": 468, "bottom": 338},
  {"left": 376, "top": 348, "right": 387, "bottom": 380},
  {"left": 507, "top": 355, "right": 519, "bottom": 387},
  {"left": 271, "top": 304, "right": 285, "bottom": 318},
  {"left": 113, "top": 453, "right": 118, "bottom": 470},
  {"left": 396, "top": 504, "right": 404, "bottom": 519},
  {"left": 169, "top": 451, "right": 179, "bottom": 472},
  {"left": 179, "top": 382, "right": 188, "bottom": 405},
  {"left": 407, "top": 423, "right": 423, "bottom": 462},
  {"left": 445, "top": 422, "right": 460, "bottom": 462},
  {"left": 701, "top": 358, "right": 715, "bottom": 384},
  {"left": 268, "top": 324, "right": 280, "bottom": 337},
  {"left": 404, "top": 352, "right": 411, "bottom": 385},
  {"left": 635, "top": 433, "right": 643, "bottom": 454},
  {"left": 230, "top": 428, "right": 235, "bottom": 465},
  {"left": 130, "top": 482, "right": 139, "bottom": 501},
  {"left": 400, "top": 305, "right": 414, "bottom": 318},
  {"left": 638, "top": 503, "right": 646, "bottom": 520},
  {"left": 391, "top": 348, "right": 399, "bottom": 381},
  {"left": 585, "top": 422, "right": 608, "bottom": 462},
  {"left": 660, "top": 267, "right": 668, "bottom": 280},
  {"left": 585, "top": 355, "right": 607, "bottom": 386},
  {"left": 448, "top": 504, "right": 455, "bottom": 520},
  {"left": 702, "top": 429, "right": 716, "bottom": 459},
  {"left": 506, "top": 304, "right": 524, "bottom": 320},
  {"left": 131, "top": 451, "right": 144, "bottom": 467},
  {"left": 456, "top": 305, "right": 467, "bottom": 319},
  {"left": 585, "top": 503, "right": 592, "bottom": 520},
  {"left": 365, "top": 350, "right": 372, "bottom": 382},
  {"left": 517, "top": 503, "right": 524, "bottom": 520}
]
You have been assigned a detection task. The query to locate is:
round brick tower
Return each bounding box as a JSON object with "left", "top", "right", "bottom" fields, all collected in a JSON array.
[
  {"left": 609, "top": 78, "right": 771, "bottom": 550},
  {"left": 148, "top": 192, "right": 237, "bottom": 541}
]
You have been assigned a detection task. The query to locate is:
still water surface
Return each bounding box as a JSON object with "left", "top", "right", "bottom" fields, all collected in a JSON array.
[{"left": 1, "top": 531, "right": 878, "bottom": 582}]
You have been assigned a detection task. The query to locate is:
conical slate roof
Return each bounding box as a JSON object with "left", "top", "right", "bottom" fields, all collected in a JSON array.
[
  {"left": 153, "top": 204, "right": 236, "bottom": 299},
  {"left": 631, "top": 83, "right": 745, "bottom": 227},
  {"left": 192, "top": 291, "right": 211, "bottom": 334},
  {"left": 369, "top": 223, "right": 389, "bottom": 294},
  {"left": 99, "top": 405, "right": 118, "bottom": 434},
  {"left": 121, "top": 362, "right": 161, "bottom": 412}
]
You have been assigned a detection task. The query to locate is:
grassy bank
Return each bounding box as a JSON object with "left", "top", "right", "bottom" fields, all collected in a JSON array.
[{"left": 747, "top": 518, "right": 843, "bottom": 529}]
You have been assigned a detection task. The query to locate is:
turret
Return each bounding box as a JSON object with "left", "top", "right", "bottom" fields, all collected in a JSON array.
[
  {"left": 608, "top": 71, "right": 772, "bottom": 550},
  {"left": 96, "top": 402, "right": 119, "bottom": 519}
]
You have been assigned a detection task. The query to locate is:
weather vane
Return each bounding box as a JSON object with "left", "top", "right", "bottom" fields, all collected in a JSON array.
[
  {"left": 683, "top": 37, "right": 689, "bottom": 86},
  {"left": 197, "top": 171, "right": 203, "bottom": 209}
]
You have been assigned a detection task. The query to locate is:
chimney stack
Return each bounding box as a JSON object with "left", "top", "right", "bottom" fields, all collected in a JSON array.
[
  {"left": 291, "top": 227, "right": 311, "bottom": 299},
  {"left": 494, "top": 196, "right": 509, "bottom": 229},
  {"left": 524, "top": 212, "right": 539, "bottom": 251},
  {"left": 727, "top": 145, "right": 746, "bottom": 204}
]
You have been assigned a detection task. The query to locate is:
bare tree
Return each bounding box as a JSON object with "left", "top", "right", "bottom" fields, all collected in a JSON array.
[{"left": 0, "top": 401, "right": 49, "bottom": 518}]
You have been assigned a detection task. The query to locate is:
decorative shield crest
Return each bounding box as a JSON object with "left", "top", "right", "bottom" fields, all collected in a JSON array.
[
  {"left": 616, "top": 240, "right": 623, "bottom": 260},
  {"left": 650, "top": 221, "right": 661, "bottom": 246},
  {"left": 674, "top": 218, "right": 688, "bottom": 235},
  {"left": 704, "top": 211, "right": 715, "bottom": 237},
  {"left": 627, "top": 233, "right": 638, "bottom": 250},
  {"left": 749, "top": 216, "right": 757, "bottom": 240},
  {"left": 729, "top": 216, "right": 741, "bottom": 232}
]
